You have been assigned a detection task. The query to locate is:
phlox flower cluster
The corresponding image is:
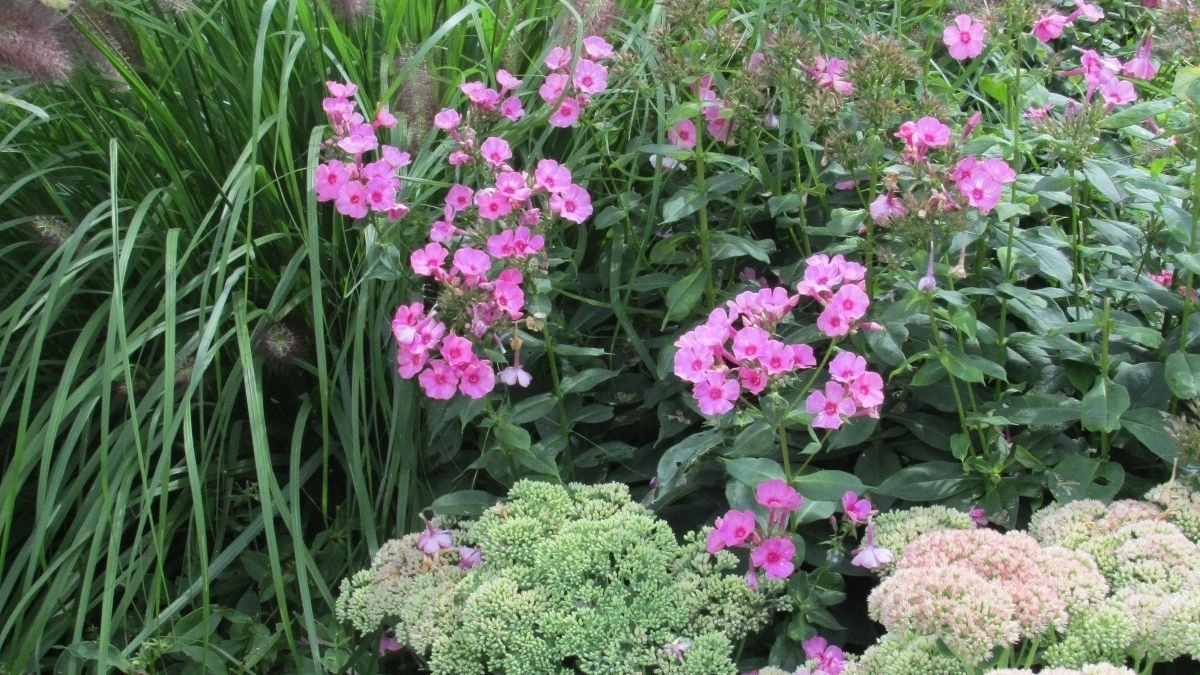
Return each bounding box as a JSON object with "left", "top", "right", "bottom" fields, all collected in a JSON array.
[
  {"left": 1060, "top": 49, "right": 1139, "bottom": 112},
  {"left": 950, "top": 155, "right": 1018, "bottom": 215},
  {"left": 694, "top": 74, "right": 740, "bottom": 144},
  {"left": 1032, "top": 0, "right": 1105, "bottom": 42},
  {"left": 538, "top": 36, "right": 613, "bottom": 128},
  {"left": 673, "top": 286, "right": 818, "bottom": 416},
  {"left": 749, "top": 637, "right": 845, "bottom": 675},
  {"left": 394, "top": 103, "right": 594, "bottom": 401},
  {"left": 805, "top": 351, "right": 884, "bottom": 429},
  {"left": 454, "top": 68, "right": 526, "bottom": 123},
  {"left": 797, "top": 56, "right": 854, "bottom": 95},
  {"left": 706, "top": 479, "right": 803, "bottom": 586},
  {"left": 314, "top": 81, "right": 412, "bottom": 220}
]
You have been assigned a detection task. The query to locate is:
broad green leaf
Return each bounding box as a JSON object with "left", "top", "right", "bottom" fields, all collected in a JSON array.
[
  {"left": 494, "top": 421, "right": 532, "bottom": 452},
  {"left": 508, "top": 393, "right": 558, "bottom": 425},
  {"left": 664, "top": 268, "right": 705, "bottom": 324},
  {"left": 430, "top": 490, "right": 499, "bottom": 517},
  {"left": 1081, "top": 160, "right": 1122, "bottom": 203},
  {"left": 768, "top": 193, "right": 804, "bottom": 216},
  {"left": 512, "top": 441, "right": 560, "bottom": 478},
  {"left": 986, "top": 393, "right": 1081, "bottom": 426},
  {"left": 1081, "top": 377, "right": 1129, "bottom": 433},
  {"left": 560, "top": 368, "right": 620, "bottom": 395},
  {"left": 794, "top": 499, "right": 837, "bottom": 525},
  {"left": 1172, "top": 66, "right": 1200, "bottom": 106},
  {"left": 793, "top": 470, "right": 864, "bottom": 502},
  {"left": 1165, "top": 351, "right": 1200, "bottom": 399},
  {"left": 876, "top": 462, "right": 976, "bottom": 501},
  {"left": 723, "top": 457, "right": 785, "bottom": 487},
  {"left": 1121, "top": 407, "right": 1178, "bottom": 463},
  {"left": 711, "top": 232, "right": 775, "bottom": 263},
  {"left": 825, "top": 417, "right": 877, "bottom": 451},
  {"left": 665, "top": 103, "right": 702, "bottom": 126},
  {"left": 655, "top": 431, "right": 724, "bottom": 494},
  {"left": 662, "top": 188, "right": 708, "bottom": 223},
  {"left": 1099, "top": 99, "right": 1176, "bottom": 129},
  {"left": 1049, "top": 454, "right": 1124, "bottom": 502},
  {"left": 940, "top": 346, "right": 985, "bottom": 384},
  {"left": 728, "top": 421, "right": 777, "bottom": 458}
]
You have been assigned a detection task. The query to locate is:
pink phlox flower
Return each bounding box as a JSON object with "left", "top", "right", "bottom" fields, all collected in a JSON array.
[
  {"left": 764, "top": 108, "right": 780, "bottom": 129},
  {"left": 970, "top": 507, "right": 990, "bottom": 527},
  {"left": 475, "top": 188, "right": 514, "bottom": 221},
  {"left": 756, "top": 478, "right": 802, "bottom": 529},
  {"left": 913, "top": 117, "right": 951, "bottom": 149},
  {"left": 791, "top": 344, "right": 817, "bottom": 369},
  {"left": 706, "top": 509, "right": 759, "bottom": 553},
  {"left": 1123, "top": 34, "right": 1157, "bottom": 80},
  {"left": 744, "top": 569, "right": 761, "bottom": 590},
  {"left": 706, "top": 114, "right": 736, "bottom": 144},
  {"left": 918, "top": 244, "right": 937, "bottom": 293},
  {"left": 491, "top": 280, "right": 525, "bottom": 319},
  {"left": 738, "top": 366, "right": 769, "bottom": 394},
  {"left": 315, "top": 160, "right": 350, "bottom": 202},
  {"left": 799, "top": 56, "right": 854, "bottom": 94},
  {"left": 486, "top": 229, "right": 518, "bottom": 259},
  {"left": 412, "top": 318, "right": 446, "bottom": 355},
  {"left": 479, "top": 136, "right": 513, "bottom": 168},
  {"left": 1033, "top": 13, "right": 1068, "bottom": 42},
  {"left": 378, "top": 632, "right": 403, "bottom": 653},
  {"left": 955, "top": 171, "right": 1003, "bottom": 214},
  {"left": 849, "top": 371, "right": 885, "bottom": 409},
  {"left": 549, "top": 184, "right": 593, "bottom": 223},
  {"left": 732, "top": 325, "right": 770, "bottom": 363},
  {"left": 817, "top": 285, "right": 869, "bottom": 337},
  {"left": 746, "top": 51, "right": 767, "bottom": 74},
  {"left": 806, "top": 381, "right": 856, "bottom": 429},
  {"left": 514, "top": 227, "right": 544, "bottom": 256},
  {"left": 322, "top": 96, "right": 356, "bottom": 129},
  {"left": 674, "top": 344, "right": 716, "bottom": 384},
  {"left": 439, "top": 333, "right": 475, "bottom": 368},
  {"left": 397, "top": 348, "right": 427, "bottom": 379},
  {"left": 841, "top": 491, "right": 877, "bottom": 524},
  {"left": 410, "top": 242, "right": 448, "bottom": 277},
  {"left": 495, "top": 171, "right": 533, "bottom": 203},
  {"left": 433, "top": 108, "right": 461, "bottom": 132},
  {"left": 850, "top": 520, "right": 894, "bottom": 570},
  {"left": 803, "top": 636, "right": 847, "bottom": 675},
  {"left": 337, "top": 123, "right": 379, "bottom": 154},
  {"left": 668, "top": 119, "right": 698, "bottom": 150},
  {"left": 796, "top": 254, "right": 844, "bottom": 301},
  {"left": 452, "top": 247, "right": 492, "bottom": 278},
  {"left": 1101, "top": 77, "right": 1137, "bottom": 111},
  {"left": 429, "top": 217, "right": 459, "bottom": 244},
  {"left": 386, "top": 203, "right": 410, "bottom": 221},
  {"left": 694, "top": 371, "right": 740, "bottom": 416},
  {"left": 1024, "top": 104, "right": 1054, "bottom": 122},
  {"left": 391, "top": 302, "right": 425, "bottom": 346},
  {"left": 458, "top": 358, "right": 496, "bottom": 398},
  {"left": 761, "top": 340, "right": 796, "bottom": 376},
  {"left": 572, "top": 58, "right": 608, "bottom": 95},
  {"left": 335, "top": 180, "right": 369, "bottom": 219},
  {"left": 869, "top": 191, "right": 907, "bottom": 226},
  {"left": 417, "top": 516, "right": 455, "bottom": 554},
  {"left": 583, "top": 36, "right": 614, "bottom": 60},
  {"left": 460, "top": 81, "right": 501, "bottom": 110},
  {"left": 545, "top": 46, "right": 572, "bottom": 70},
  {"left": 365, "top": 177, "right": 398, "bottom": 212},
  {"left": 326, "top": 80, "right": 358, "bottom": 98},
  {"left": 499, "top": 348, "right": 532, "bottom": 387},
  {"left": 500, "top": 95, "right": 525, "bottom": 122},
  {"left": 962, "top": 111, "right": 982, "bottom": 139},
  {"left": 828, "top": 352, "right": 867, "bottom": 383},
  {"left": 380, "top": 145, "right": 411, "bottom": 168},
  {"left": 943, "top": 14, "right": 986, "bottom": 60},
  {"left": 751, "top": 536, "right": 796, "bottom": 580},
  {"left": 445, "top": 184, "right": 475, "bottom": 213},
  {"left": 447, "top": 150, "right": 473, "bottom": 166},
  {"left": 495, "top": 69, "right": 521, "bottom": 94},
  {"left": 458, "top": 546, "right": 482, "bottom": 569},
  {"left": 549, "top": 96, "right": 583, "bottom": 128},
  {"left": 539, "top": 72, "right": 569, "bottom": 103},
  {"left": 374, "top": 107, "right": 398, "bottom": 129},
  {"left": 520, "top": 208, "right": 542, "bottom": 226},
  {"left": 359, "top": 160, "right": 393, "bottom": 183},
  {"left": 534, "top": 159, "right": 572, "bottom": 193},
  {"left": 1067, "top": 0, "right": 1105, "bottom": 22}
]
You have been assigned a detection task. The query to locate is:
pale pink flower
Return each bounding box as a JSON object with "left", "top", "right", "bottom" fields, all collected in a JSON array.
[
  {"left": 315, "top": 160, "right": 350, "bottom": 202},
  {"left": 751, "top": 536, "right": 796, "bottom": 579},
  {"left": 583, "top": 36, "right": 613, "bottom": 60},
  {"left": 327, "top": 80, "right": 358, "bottom": 98},
  {"left": 492, "top": 281, "right": 525, "bottom": 319},
  {"left": 943, "top": 14, "right": 986, "bottom": 60},
  {"left": 694, "top": 371, "right": 739, "bottom": 416},
  {"left": 452, "top": 247, "right": 491, "bottom": 278},
  {"left": 738, "top": 366, "right": 768, "bottom": 394},
  {"left": 1123, "top": 35, "right": 1157, "bottom": 80},
  {"left": 757, "top": 479, "right": 802, "bottom": 528},
  {"left": 440, "top": 333, "right": 474, "bottom": 368},
  {"left": 544, "top": 46, "right": 572, "bottom": 70},
  {"left": 668, "top": 119, "right": 698, "bottom": 149},
  {"left": 851, "top": 521, "right": 894, "bottom": 570},
  {"left": 760, "top": 341, "right": 795, "bottom": 376},
  {"left": 417, "top": 518, "right": 453, "bottom": 552},
  {"left": 848, "top": 372, "right": 884, "bottom": 409},
  {"left": 495, "top": 69, "right": 521, "bottom": 93},
  {"left": 572, "top": 58, "right": 608, "bottom": 94},
  {"left": 494, "top": 171, "right": 533, "bottom": 203},
  {"left": 828, "top": 352, "right": 867, "bottom": 383},
  {"left": 479, "top": 136, "right": 512, "bottom": 168},
  {"left": 842, "top": 492, "right": 877, "bottom": 524},
  {"left": 806, "top": 381, "right": 857, "bottom": 429},
  {"left": 1101, "top": 77, "right": 1137, "bottom": 110},
  {"left": 534, "top": 159, "right": 572, "bottom": 193},
  {"left": 458, "top": 546, "right": 482, "bottom": 569},
  {"left": 548, "top": 96, "right": 583, "bottom": 127},
  {"left": 958, "top": 174, "right": 1003, "bottom": 213},
  {"left": 445, "top": 184, "right": 474, "bottom": 212},
  {"left": 447, "top": 150, "right": 472, "bottom": 166},
  {"left": 732, "top": 325, "right": 770, "bottom": 363},
  {"left": 335, "top": 181, "right": 369, "bottom": 218},
  {"left": 1033, "top": 13, "right": 1068, "bottom": 42},
  {"left": 803, "top": 636, "right": 846, "bottom": 675},
  {"left": 549, "top": 184, "right": 592, "bottom": 223},
  {"left": 500, "top": 96, "right": 525, "bottom": 122},
  {"left": 458, "top": 358, "right": 495, "bottom": 398},
  {"left": 674, "top": 345, "right": 716, "bottom": 383},
  {"left": 410, "top": 242, "right": 448, "bottom": 277},
  {"left": 539, "top": 72, "right": 569, "bottom": 103},
  {"left": 382, "top": 145, "right": 411, "bottom": 168},
  {"left": 475, "top": 188, "right": 514, "bottom": 221},
  {"left": 1067, "top": 0, "right": 1105, "bottom": 22},
  {"left": 419, "top": 360, "right": 459, "bottom": 400}
]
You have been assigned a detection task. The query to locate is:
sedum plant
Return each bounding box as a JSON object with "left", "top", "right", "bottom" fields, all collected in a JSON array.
[{"left": 336, "top": 480, "right": 781, "bottom": 674}]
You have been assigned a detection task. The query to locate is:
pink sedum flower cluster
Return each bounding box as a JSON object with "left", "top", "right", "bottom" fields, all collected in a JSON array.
[
  {"left": 315, "top": 81, "right": 412, "bottom": 220},
  {"left": 707, "top": 479, "right": 804, "bottom": 586},
  {"left": 539, "top": 36, "right": 613, "bottom": 128}
]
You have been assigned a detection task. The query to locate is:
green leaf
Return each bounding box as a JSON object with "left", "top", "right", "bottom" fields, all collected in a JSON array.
[
  {"left": 825, "top": 417, "right": 877, "bottom": 451},
  {"left": 722, "top": 457, "right": 785, "bottom": 487},
  {"left": 794, "top": 499, "right": 837, "bottom": 524},
  {"left": 666, "top": 102, "right": 702, "bottom": 126},
  {"left": 793, "top": 470, "right": 865, "bottom": 502},
  {"left": 728, "top": 420, "right": 777, "bottom": 458},
  {"left": 1048, "top": 454, "right": 1124, "bottom": 502},
  {"left": 1165, "top": 351, "right": 1200, "bottom": 399},
  {"left": 939, "top": 346, "right": 985, "bottom": 384},
  {"left": 1099, "top": 98, "right": 1176, "bottom": 129},
  {"left": 1080, "top": 377, "right": 1130, "bottom": 433},
  {"left": 494, "top": 421, "right": 532, "bottom": 452},
  {"left": 1172, "top": 66, "right": 1200, "bottom": 107},
  {"left": 430, "top": 490, "right": 499, "bottom": 517},
  {"left": 662, "top": 188, "right": 708, "bottom": 224},
  {"left": 512, "top": 441, "right": 561, "bottom": 478},
  {"left": 986, "top": 394, "right": 1081, "bottom": 426},
  {"left": 768, "top": 193, "right": 804, "bottom": 216},
  {"left": 1081, "top": 160, "right": 1123, "bottom": 203},
  {"left": 508, "top": 393, "right": 558, "bottom": 425},
  {"left": 655, "top": 431, "right": 724, "bottom": 494},
  {"left": 560, "top": 368, "right": 620, "bottom": 395},
  {"left": 711, "top": 232, "right": 775, "bottom": 263},
  {"left": 664, "top": 269, "right": 705, "bottom": 325},
  {"left": 1121, "top": 407, "right": 1178, "bottom": 463},
  {"left": 876, "top": 462, "right": 976, "bottom": 501}
]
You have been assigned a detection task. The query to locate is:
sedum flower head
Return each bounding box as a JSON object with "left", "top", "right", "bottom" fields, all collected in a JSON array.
[
  {"left": 871, "top": 504, "right": 975, "bottom": 570},
  {"left": 1041, "top": 598, "right": 1136, "bottom": 669},
  {"left": 1099, "top": 520, "right": 1200, "bottom": 592},
  {"left": 1145, "top": 481, "right": 1200, "bottom": 543},
  {"left": 868, "top": 565, "right": 1020, "bottom": 665},
  {"left": 840, "top": 635, "right": 968, "bottom": 675},
  {"left": 1028, "top": 499, "right": 1161, "bottom": 550}
]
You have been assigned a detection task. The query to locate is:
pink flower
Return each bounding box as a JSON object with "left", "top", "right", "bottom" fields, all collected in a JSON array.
[
  {"left": 500, "top": 95, "right": 525, "bottom": 121},
  {"left": 869, "top": 191, "right": 907, "bottom": 225},
  {"left": 842, "top": 492, "right": 877, "bottom": 524},
  {"left": 495, "top": 69, "right": 521, "bottom": 93},
  {"left": 534, "top": 159, "right": 572, "bottom": 193},
  {"left": 760, "top": 341, "right": 795, "bottom": 376},
  {"left": 848, "top": 371, "right": 885, "bottom": 409},
  {"left": 419, "top": 360, "right": 459, "bottom": 400},
  {"left": 803, "top": 636, "right": 847, "bottom": 675},
  {"left": 957, "top": 173, "right": 1003, "bottom": 213},
  {"left": 379, "top": 632, "right": 403, "bottom": 653},
  {"left": 410, "top": 242, "right": 448, "bottom": 277},
  {"left": 706, "top": 115, "right": 735, "bottom": 144},
  {"left": 1033, "top": 14, "right": 1068, "bottom": 42},
  {"left": 668, "top": 119, "right": 698, "bottom": 149},
  {"left": 365, "top": 177, "right": 398, "bottom": 212},
  {"left": 549, "top": 184, "right": 593, "bottom": 224},
  {"left": 335, "top": 180, "right": 369, "bottom": 219},
  {"left": 969, "top": 507, "right": 989, "bottom": 527},
  {"left": 445, "top": 184, "right": 474, "bottom": 212},
  {"left": 1123, "top": 35, "right": 1157, "bottom": 80},
  {"left": 850, "top": 521, "right": 894, "bottom": 570},
  {"left": 674, "top": 345, "right": 716, "bottom": 383},
  {"left": 798, "top": 57, "right": 854, "bottom": 94},
  {"left": 732, "top": 325, "right": 770, "bottom": 363},
  {"left": 545, "top": 46, "right": 572, "bottom": 70},
  {"left": 458, "top": 358, "right": 496, "bottom": 399},
  {"left": 326, "top": 80, "right": 358, "bottom": 98},
  {"left": 433, "top": 108, "right": 461, "bottom": 132},
  {"left": 538, "top": 72, "right": 569, "bottom": 103},
  {"left": 440, "top": 333, "right": 474, "bottom": 367},
  {"left": 452, "top": 247, "right": 491, "bottom": 278},
  {"left": 694, "top": 371, "right": 739, "bottom": 416},
  {"left": 757, "top": 479, "right": 802, "bottom": 528},
  {"left": 706, "top": 509, "right": 758, "bottom": 553},
  {"left": 583, "top": 36, "right": 613, "bottom": 60},
  {"left": 315, "top": 160, "right": 350, "bottom": 202},
  {"left": 548, "top": 96, "right": 583, "bottom": 128},
  {"left": 338, "top": 123, "right": 378, "bottom": 154},
  {"left": 572, "top": 58, "right": 608, "bottom": 94},
  {"left": 828, "top": 352, "right": 866, "bottom": 383},
  {"left": 447, "top": 150, "right": 472, "bottom": 166},
  {"left": 417, "top": 516, "right": 454, "bottom": 554},
  {"left": 461, "top": 81, "right": 501, "bottom": 110},
  {"left": 475, "top": 188, "right": 514, "bottom": 221},
  {"left": 751, "top": 536, "right": 796, "bottom": 579},
  {"left": 1067, "top": 0, "right": 1105, "bottom": 22},
  {"left": 458, "top": 546, "right": 481, "bottom": 569},
  {"left": 382, "top": 145, "right": 411, "bottom": 168},
  {"left": 479, "top": 136, "right": 512, "bottom": 168},
  {"left": 943, "top": 14, "right": 986, "bottom": 60},
  {"left": 792, "top": 344, "right": 817, "bottom": 368},
  {"left": 806, "top": 382, "right": 857, "bottom": 429},
  {"left": 738, "top": 366, "right": 768, "bottom": 394},
  {"left": 494, "top": 171, "right": 532, "bottom": 203},
  {"left": 499, "top": 363, "right": 532, "bottom": 387},
  {"left": 492, "top": 280, "right": 525, "bottom": 318},
  {"left": 1101, "top": 77, "right": 1137, "bottom": 110}
]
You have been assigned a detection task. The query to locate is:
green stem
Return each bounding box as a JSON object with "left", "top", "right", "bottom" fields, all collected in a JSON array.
[
  {"left": 542, "top": 326, "right": 573, "bottom": 479},
  {"left": 928, "top": 296, "right": 975, "bottom": 458},
  {"left": 696, "top": 129, "right": 715, "bottom": 308},
  {"left": 779, "top": 422, "right": 791, "bottom": 481},
  {"left": 1180, "top": 127, "right": 1200, "bottom": 352},
  {"left": 1099, "top": 298, "right": 1112, "bottom": 461}
]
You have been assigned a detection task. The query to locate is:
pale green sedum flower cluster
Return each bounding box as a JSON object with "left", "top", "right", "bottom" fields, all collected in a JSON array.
[{"left": 337, "top": 480, "right": 780, "bottom": 674}]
